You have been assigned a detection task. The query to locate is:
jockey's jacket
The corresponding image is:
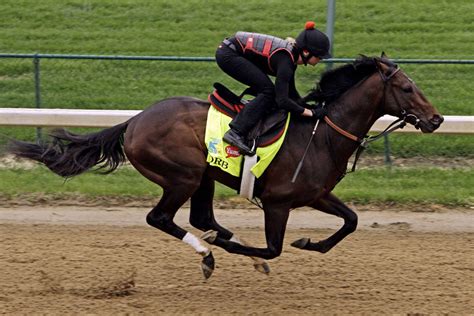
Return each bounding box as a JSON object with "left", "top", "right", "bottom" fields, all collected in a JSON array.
[{"left": 234, "top": 32, "right": 296, "bottom": 75}]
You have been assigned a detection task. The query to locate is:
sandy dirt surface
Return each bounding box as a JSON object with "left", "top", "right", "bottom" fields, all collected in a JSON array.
[{"left": 1, "top": 205, "right": 473, "bottom": 315}]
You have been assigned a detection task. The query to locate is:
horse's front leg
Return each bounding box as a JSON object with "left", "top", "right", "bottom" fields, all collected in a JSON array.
[
  {"left": 202, "top": 202, "right": 291, "bottom": 260},
  {"left": 291, "top": 193, "right": 358, "bottom": 253}
]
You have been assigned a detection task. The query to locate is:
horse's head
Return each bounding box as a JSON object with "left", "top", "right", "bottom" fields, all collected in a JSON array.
[{"left": 375, "top": 54, "right": 443, "bottom": 133}]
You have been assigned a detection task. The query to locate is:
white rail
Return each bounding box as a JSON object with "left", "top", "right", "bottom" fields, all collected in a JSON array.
[
  {"left": 372, "top": 115, "right": 473, "bottom": 134},
  {"left": 0, "top": 108, "right": 472, "bottom": 134},
  {"left": 0, "top": 108, "right": 140, "bottom": 128}
]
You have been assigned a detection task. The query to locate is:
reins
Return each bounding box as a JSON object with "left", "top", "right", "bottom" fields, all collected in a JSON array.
[
  {"left": 321, "top": 112, "right": 408, "bottom": 177},
  {"left": 348, "top": 116, "right": 406, "bottom": 172},
  {"left": 324, "top": 64, "right": 412, "bottom": 173},
  {"left": 292, "top": 61, "right": 417, "bottom": 183}
]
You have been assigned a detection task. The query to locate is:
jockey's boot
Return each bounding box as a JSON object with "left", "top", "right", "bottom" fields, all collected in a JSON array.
[
  {"left": 223, "top": 128, "right": 255, "bottom": 156},
  {"left": 224, "top": 93, "right": 269, "bottom": 156}
]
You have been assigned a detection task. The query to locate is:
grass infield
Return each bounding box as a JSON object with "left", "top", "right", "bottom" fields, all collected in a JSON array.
[{"left": 0, "top": 165, "right": 471, "bottom": 206}]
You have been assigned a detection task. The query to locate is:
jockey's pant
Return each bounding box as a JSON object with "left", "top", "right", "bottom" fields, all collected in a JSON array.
[{"left": 216, "top": 45, "right": 275, "bottom": 135}]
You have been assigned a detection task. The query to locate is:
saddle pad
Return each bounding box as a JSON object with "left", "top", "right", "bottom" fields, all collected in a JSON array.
[
  {"left": 208, "top": 85, "right": 288, "bottom": 147},
  {"left": 205, "top": 106, "right": 290, "bottom": 178}
]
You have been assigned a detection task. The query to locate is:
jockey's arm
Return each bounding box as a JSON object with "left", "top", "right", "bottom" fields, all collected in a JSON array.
[{"left": 273, "top": 53, "right": 307, "bottom": 115}]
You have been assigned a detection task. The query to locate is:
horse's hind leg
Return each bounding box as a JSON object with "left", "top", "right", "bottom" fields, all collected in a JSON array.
[
  {"left": 189, "top": 175, "right": 270, "bottom": 274},
  {"left": 145, "top": 185, "right": 216, "bottom": 279},
  {"left": 291, "top": 193, "right": 358, "bottom": 253}
]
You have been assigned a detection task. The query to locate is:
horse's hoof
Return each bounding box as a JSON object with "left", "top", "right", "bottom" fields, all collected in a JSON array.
[
  {"left": 201, "top": 230, "right": 218, "bottom": 244},
  {"left": 291, "top": 237, "right": 310, "bottom": 249},
  {"left": 201, "top": 252, "right": 215, "bottom": 279},
  {"left": 254, "top": 261, "right": 271, "bottom": 275}
]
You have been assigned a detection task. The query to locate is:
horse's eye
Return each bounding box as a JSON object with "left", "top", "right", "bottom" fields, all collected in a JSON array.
[{"left": 402, "top": 86, "right": 413, "bottom": 93}]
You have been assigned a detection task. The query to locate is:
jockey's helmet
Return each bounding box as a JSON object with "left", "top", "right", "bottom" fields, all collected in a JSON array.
[{"left": 296, "top": 21, "right": 331, "bottom": 63}]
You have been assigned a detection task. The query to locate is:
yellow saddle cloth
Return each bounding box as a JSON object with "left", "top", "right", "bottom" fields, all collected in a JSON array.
[{"left": 205, "top": 106, "right": 290, "bottom": 178}]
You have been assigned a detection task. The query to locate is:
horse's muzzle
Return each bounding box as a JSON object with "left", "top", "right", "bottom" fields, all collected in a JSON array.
[{"left": 421, "top": 114, "right": 444, "bottom": 133}]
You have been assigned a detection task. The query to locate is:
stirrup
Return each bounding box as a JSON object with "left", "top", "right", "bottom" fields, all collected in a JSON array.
[
  {"left": 248, "top": 139, "right": 256, "bottom": 156},
  {"left": 237, "top": 144, "right": 255, "bottom": 156},
  {"left": 237, "top": 138, "right": 256, "bottom": 156},
  {"left": 223, "top": 130, "right": 255, "bottom": 156}
]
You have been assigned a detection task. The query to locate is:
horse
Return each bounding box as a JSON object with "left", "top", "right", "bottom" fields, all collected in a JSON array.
[{"left": 8, "top": 54, "right": 443, "bottom": 279}]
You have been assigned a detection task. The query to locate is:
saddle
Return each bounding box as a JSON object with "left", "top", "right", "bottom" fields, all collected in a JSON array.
[{"left": 208, "top": 83, "right": 288, "bottom": 147}]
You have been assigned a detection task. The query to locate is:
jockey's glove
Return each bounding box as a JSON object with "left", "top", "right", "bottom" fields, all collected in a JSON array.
[{"left": 311, "top": 107, "right": 327, "bottom": 119}]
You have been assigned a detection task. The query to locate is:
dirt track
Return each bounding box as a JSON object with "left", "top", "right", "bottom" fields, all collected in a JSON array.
[{"left": 1, "top": 206, "right": 473, "bottom": 314}]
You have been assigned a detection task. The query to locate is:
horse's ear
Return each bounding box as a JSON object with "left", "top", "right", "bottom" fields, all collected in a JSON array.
[
  {"left": 381, "top": 51, "right": 388, "bottom": 58},
  {"left": 373, "top": 57, "right": 385, "bottom": 72}
]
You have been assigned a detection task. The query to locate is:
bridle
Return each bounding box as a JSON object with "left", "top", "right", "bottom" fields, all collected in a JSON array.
[
  {"left": 324, "top": 61, "right": 421, "bottom": 172},
  {"left": 378, "top": 62, "right": 423, "bottom": 128},
  {"left": 291, "top": 60, "right": 422, "bottom": 182}
]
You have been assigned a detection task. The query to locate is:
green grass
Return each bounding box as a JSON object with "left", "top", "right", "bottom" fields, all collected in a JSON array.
[
  {"left": 0, "top": 166, "right": 472, "bottom": 206},
  {"left": 333, "top": 167, "right": 473, "bottom": 206},
  {"left": 365, "top": 134, "right": 474, "bottom": 157},
  {"left": 0, "top": 0, "right": 473, "bottom": 204},
  {"left": 0, "top": 0, "right": 473, "bottom": 156}
]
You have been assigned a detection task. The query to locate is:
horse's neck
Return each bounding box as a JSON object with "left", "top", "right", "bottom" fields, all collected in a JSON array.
[
  {"left": 328, "top": 74, "right": 384, "bottom": 138},
  {"left": 316, "top": 74, "right": 384, "bottom": 170}
]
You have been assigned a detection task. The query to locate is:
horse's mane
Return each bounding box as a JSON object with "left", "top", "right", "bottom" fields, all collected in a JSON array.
[{"left": 306, "top": 56, "right": 391, "bottom": 105}]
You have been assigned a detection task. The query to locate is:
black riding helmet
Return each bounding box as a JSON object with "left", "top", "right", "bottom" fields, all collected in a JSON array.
[{"left": 296, "top": 21, "right": 331, "bottom": 65}]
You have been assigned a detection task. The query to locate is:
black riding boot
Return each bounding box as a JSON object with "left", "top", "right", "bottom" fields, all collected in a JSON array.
[
  {"left": 223, "top": 129, "right": 254, "bottom": 156},
  {"left": 223, "top": 95, "right": 268, "bottom": 156}
]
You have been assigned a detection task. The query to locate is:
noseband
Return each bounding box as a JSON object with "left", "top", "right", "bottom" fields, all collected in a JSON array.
[{"left": 401, "top": 109, "right": 421, "bottom": 128}]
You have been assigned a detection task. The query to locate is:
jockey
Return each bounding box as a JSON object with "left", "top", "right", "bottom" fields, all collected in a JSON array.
[{"left": 216, "top": 21, "right": 331, "bottom": 156}]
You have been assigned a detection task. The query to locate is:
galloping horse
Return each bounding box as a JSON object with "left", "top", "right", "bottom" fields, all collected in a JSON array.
[{"left": 9, "top": 55, "right": 443, "bottom": 278}]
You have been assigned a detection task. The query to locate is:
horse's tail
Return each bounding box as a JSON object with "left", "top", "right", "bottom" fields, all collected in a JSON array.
[{"left": 8, "top": 121, "right": 129, "bottom": 178}]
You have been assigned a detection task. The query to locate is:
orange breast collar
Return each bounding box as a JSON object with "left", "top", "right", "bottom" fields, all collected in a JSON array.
[{"left": 323, "top": 116, "right": 363, "bottom": 143}]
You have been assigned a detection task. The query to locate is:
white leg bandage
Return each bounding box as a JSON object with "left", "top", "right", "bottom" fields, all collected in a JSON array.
[{"left": 183, "top": 232, "right": 210, "bottom": 256}]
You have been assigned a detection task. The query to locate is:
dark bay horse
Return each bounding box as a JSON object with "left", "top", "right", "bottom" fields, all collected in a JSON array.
[{"left": 9, "top": 55, "right": 443, "bottom": 279}]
